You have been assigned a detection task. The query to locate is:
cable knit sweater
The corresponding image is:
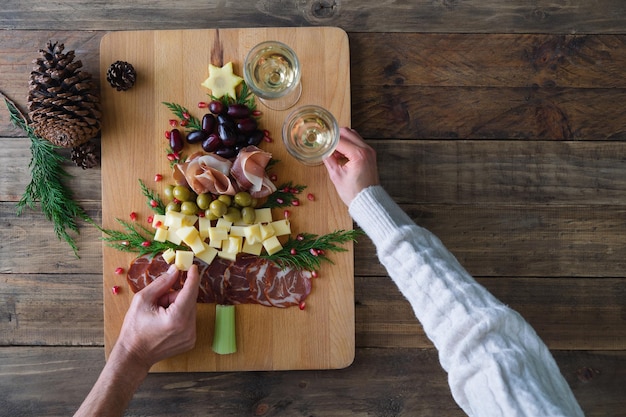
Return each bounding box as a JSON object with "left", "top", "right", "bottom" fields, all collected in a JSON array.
[{"left": 349, "top": 185, "right": 584, "bottom": 417}]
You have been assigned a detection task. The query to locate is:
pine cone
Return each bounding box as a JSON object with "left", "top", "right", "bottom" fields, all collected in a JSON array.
[
  {"left": 106, "top": 60, "right": 136, "bottom": 91},
  {"left": 71, "top": 140, "right": 100, "bottom": 169},
  {"left": 27, "top": 41, "right": 101, "bottom": 148}
]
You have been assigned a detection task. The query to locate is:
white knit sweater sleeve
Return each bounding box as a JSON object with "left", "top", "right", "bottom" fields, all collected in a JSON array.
[{"left": 349, "top": 186, "right": 584, "bottom": 417}]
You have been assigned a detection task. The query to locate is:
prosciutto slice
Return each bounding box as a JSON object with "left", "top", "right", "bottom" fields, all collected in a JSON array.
[
  {"left": 230, "top": 146, "right": 277, "bottom": 198},
  {"left": 127, "top": 253, "right": 313, "bottom": 308},
  {"left": 173, "top": 152, "right": 238, "bottom": 195}
]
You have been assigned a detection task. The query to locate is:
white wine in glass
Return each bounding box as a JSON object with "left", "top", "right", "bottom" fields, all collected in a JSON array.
[
  {"left": 244, "top": 41, "right": 302, "bottom": 111},
  {"left": 282, "top": 105, "right": 339, "bottom": 165}
]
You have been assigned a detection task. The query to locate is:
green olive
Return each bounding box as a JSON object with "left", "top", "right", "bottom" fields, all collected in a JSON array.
[
  {"left": 250, "top": 197, "right": 259, "bottom": 208},
  {"left": 163, "top": 185, "right": 174, "bottom": 200},
  {"left": 234, "top": 191, "right": 253, "bottom": 207},
  {"left": 165, "top": 201, "right": 181, "bottom": 212},
  {"left": 223, "top": 206, "right": 241, "bottom": 223},
  {"left": 241, "top": 206, "right": 256, "bottom": 224},
  {"left": 173, "top": 185, "right": 193, "bottom": 202},
  {"left": 209, "top": 200, "right": 228, "bottom": 218},
  {"left": 180, "top": 201, "right": 199, "bottom": 215},
  {"left": 217, "top": 194, "right": 232, "bottom": 206},
  {"left": 196, "top": 193, "right": 211, "bottom": 210},
  {"left": 204, "top": 209, "right": 219, "bottom": 221}
]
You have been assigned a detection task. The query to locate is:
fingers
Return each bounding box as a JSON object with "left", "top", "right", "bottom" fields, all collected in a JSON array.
[
  {"left": 138, "top": 264, "right": 180, "bottom": 301},
  {"left": 174, "top": 264, "right": 200, "bottom": 308}
]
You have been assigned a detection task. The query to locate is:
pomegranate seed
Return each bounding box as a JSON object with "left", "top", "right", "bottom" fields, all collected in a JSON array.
[
  {"left": 180, "top": 119, "right": 188, "bottom": 127},
  {"left": 252, "top": 110, "right": 262, "bottom": 117},
  {"left": 264, "top": 129, "right": 271, "bottom": 137},
  {"left": 169, "top": 119, "right": 178, "bottom": 127},
  {"left": 154, "top": 220, "right": 163, "bottom": 228},
  {"left": 292, "top": 199, "right": 300, "bottom": 207},
  {"left": 291, "top": 188, "right": 300, "bottom": 194},
  {"left": 299, "top": 301, "right": 306, "bottom": 310},
  {"left": 182, "top": 112, "right": 190, "bottom": 120},
  {"left": 173, "top": 198, "right": 181, "bottom": 205},
  {"left": 154, "top": 173, "right": 163, "bottom": 182},
  {"left": 307, "top": 193, "right": 315, "bottom": 201},
  {"left": 318, "top": 249, "right": 326, "bottom": 256},
  {"left": 141, "top": 241, "right": 151, "bottom": 247},
  {"left": 130, "top": 212, "right": 138, "bottom": 221},
  {"left": 276, "top": 198, "right": 284, "bottom": 204},
  {"left": 167, "top": 153, "right": 177, "bottom": 161},
  {"left": 311, "top": 270, "right": 319, "bottom": 278},
  {"left": 310, "top": 248, "right": 319, "bottom": 256},
  {"left": 112, "top": 285, "right": 121, "bottom": 295},
  {"left": 263, "top": 136, "right": 273, "bottom": 143},
  {"left": 283, "top": 209, "right": 291, "bottom": 219},
  {"left": 150, "top": 199, "right": 158, "bottom": 208},
  {"left": 290, "top": 248, "right": 297, "bottom": 255},
  {"left": 282, "top": 186, "right": 290, "bottom": 193},
  {"left": 269, "top": 174, "right": 277, "bottom": 182},
  {"left": 296, "top": 234, "right": 304, "bottom": 241},
  {"left": 114, "top": 267, "right": 124, "bottom": 275},
  {"left": 198, "top": 101, "right": 208, "bottom": 108},
  {"left": 147, "top": 215, "right": 154, "bottom": 224},
  {"left": 165, "top": 130, "right": 171, "bottom": 139},
  {"left": 121, "top": 240, "right": 130, "bottom": 246},
  {"left": 197, "top": 211, "right": 205, "bottom": 217}
]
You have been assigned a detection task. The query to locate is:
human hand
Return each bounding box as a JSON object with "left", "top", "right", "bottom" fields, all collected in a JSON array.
[
  {"left": 323, "top": 127, "right": 380, "bottom": 206},
  {"left": 115, "top": 264, "right": 200, "bottom": 370}
]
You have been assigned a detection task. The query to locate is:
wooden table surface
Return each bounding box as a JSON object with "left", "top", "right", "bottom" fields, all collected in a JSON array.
[{"left": 1, "top": 1, "right": 625, "bottom": 416}]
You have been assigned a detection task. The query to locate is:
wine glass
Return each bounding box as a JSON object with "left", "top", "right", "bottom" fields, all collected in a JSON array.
[
  {"left": 244, "top": 41, "right": 302, "bottom": 111},
  {"left": 282, "top": 105, "right": 339, "bottom": 166}
]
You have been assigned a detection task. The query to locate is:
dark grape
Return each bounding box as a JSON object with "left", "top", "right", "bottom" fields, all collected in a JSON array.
[
  {"left": 216, "top": 147, "right": 236, "bottom": 159},
  {"left": 209, "top": 100, "right": 224, "bottom": 115},
  {"left": 217, "top": 114, "right": 235, "bottom": 129},
  {"left": 218, "top": 124, "right": 237, "bottom": 147},
  {"left": 169, "top": 128, "right": 183, "bottom": 152},
  {"left": 236, "top": 117, "right": 257, "bottom": 133},
  {"left": 227, "top": 103, "right": 251, "bottom": 118},
  {"left": 201, "top": 113, "right": 216, "bottom": 133},
  {"left": 186, "top": 129, "right": 209, "bottom": 144},
  {"left": 201, "top": 133, "right": 221, "bottom": 152},
  {"left": 247, "top": 129, "right": 264, "bottom": 146}
]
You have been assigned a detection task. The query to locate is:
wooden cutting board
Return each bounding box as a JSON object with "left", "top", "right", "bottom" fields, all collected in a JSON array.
[{"left": 100, "top": 27, "right": 353, "bottom": 372}]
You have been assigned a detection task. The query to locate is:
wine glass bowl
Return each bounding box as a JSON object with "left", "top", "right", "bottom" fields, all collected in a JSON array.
[
  {"left": 244, "top": 41, "right": 302, "bottom": 111},
  {"left": 282, "top": 105, "right": 339, "bottom": 166}
]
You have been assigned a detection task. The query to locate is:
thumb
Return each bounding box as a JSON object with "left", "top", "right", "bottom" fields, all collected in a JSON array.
[{"left": 140, "top": 264, "right": 180, "bottom": 300}]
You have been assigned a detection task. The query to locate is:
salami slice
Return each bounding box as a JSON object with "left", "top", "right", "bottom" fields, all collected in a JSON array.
[{"left": 126, "top": 253, "right": 312, "bottom": 308}]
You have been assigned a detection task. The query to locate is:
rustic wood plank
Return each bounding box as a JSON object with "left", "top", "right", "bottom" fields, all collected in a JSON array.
[
  {"left": 0, "top": 346, "right": 623, "bottom": 416},
  {"left": 2, "top": 1, "right": 626, "bottom": 34},
  {"left": 0, "top": 202, "right": 102, "bottom": 273}
]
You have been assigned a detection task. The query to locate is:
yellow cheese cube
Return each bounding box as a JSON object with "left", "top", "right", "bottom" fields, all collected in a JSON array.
[
  {"left": 151, "top": 214, "right": 167, "bottom": 229},
  {"left": 164, "top": 211, "right": 186, "bottom": 229},
  {"left": 208, "top": 226, "right": 228, "bottom": 242},
  {"left": 216, "top": 218, "right": 232, "bottom": 231},
  {"left": 188, "top": 235, "right": 206, "bottom": 254},
  {"left": 166, "top": 229, "right": 183, "bottom": 245},
  {"left": 260, "top": 223, "right": 275, "bottom": 240},
  {"left": 263, "top": 235, "right": 283, "bottom": 255},
  {"left": 224, "top": 236, "right": 243, "bottom": 254},
  {"left": 270, "top": 219, "right": 291, "bottom": 236},
  {"left": 244, "top": 224, "right": 262, "bottom": 244},
  {"left": 229, "top": 225, "right": 246, "bottom": 237},
  {"left": 154, "top": 227, "right": 169, "bottom": 242},
  {"left": 175, "top": 250, "right": 194, "bottom": 271},
  {"left": 198, "top": 217, "right": 212, "bottom": 239},
  {"left": 218, "top": 250, "right": 238, "bottom": 261},
  {"left": 196, "top": 243, "right": 218, "bottom": 264},
  {"left": 161, "top": 248, "right": 176, "bottom": 264},
  {"left": 255, "top": 208, "right": 273, "bottom": 224},
  {"left": 176, "top": 226, "right": 199, "bottom": 244},
  {"left": 182, "top": 214, "right": 198, "bottom": 227},
  {"left": 208, "top": 238, "right": 223, "bottom": 249},
  {"left": 242, "top": 239, "right": 263, "bottom": 255}
]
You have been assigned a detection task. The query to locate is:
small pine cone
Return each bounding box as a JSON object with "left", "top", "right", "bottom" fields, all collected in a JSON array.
[
  {"left": 71, "top": 140, "right": 100, "bottom": 169},
  {"left": 106, "top": 61, "right": 136, "bottom": 91},
  {"left": 27, "top": 41, "right": 101, "bottom": 148}
]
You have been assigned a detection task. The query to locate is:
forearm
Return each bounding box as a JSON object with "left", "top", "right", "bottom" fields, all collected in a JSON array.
[
  {"left": 74, "top": 344, "right": 150, "bottom": 417},
  {"left": 349, "top": 186, "right": 584, "bottom": 417}
]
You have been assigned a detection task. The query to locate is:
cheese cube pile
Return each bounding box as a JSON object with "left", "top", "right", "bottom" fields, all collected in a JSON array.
[{"left": 152, "top": 207, "right": 291, "bottom": 270}]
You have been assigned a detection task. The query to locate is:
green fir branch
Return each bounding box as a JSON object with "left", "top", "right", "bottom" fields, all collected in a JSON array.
[
  {"left": 261, "top": 182, "right": 307, "bottom": 209},
  {"left": 5, "top": 96, "right": 90, "bottom": 257},
  {"left": 162, "top": 102, "right": 202, "bottom": 131},
  {"left": 139, "top": 179, "right": 166, "bottom": 215},
  {"left": 97, "top": 218, "right": 184, "bottom": 257}
]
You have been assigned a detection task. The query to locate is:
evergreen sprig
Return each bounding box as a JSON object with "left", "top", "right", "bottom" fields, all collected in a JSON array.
[
  {"left": 263, "top": 229, "right": 363, "bottom": 271},
  {"left": 262, "top": 182, "right": 307, "bottom": 209},
  {"left": 97, "top": 218, "right": 184, "bottom": 257},
  {"left": 5, "top": 96, "right": 90, "bottom": 257},
  {"left": 162, "top": 102, "right": 202, "bottom": 131},
  {"left": 139, "top": 179, "right": 166, "bottom": 214}
]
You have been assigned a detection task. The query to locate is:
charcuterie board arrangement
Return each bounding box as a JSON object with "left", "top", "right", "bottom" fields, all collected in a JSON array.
[{"left": 99, "top": 27, "right": 353, "bottom": 371}]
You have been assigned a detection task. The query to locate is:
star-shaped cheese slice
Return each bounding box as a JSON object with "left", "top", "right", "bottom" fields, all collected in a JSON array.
[{"left": 201, "top": 62, "right": 243, "bottom": 99}]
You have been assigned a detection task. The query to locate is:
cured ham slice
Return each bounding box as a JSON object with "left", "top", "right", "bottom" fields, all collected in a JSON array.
[
  {"left": 230, "top": 146, "right": 277, "bottom": 198},
  {"left": 126, "top": 253, "right": 313, "bottom": 308},
  {"left": 173, "top": 152, "right": 238, "bottom": 195}
]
